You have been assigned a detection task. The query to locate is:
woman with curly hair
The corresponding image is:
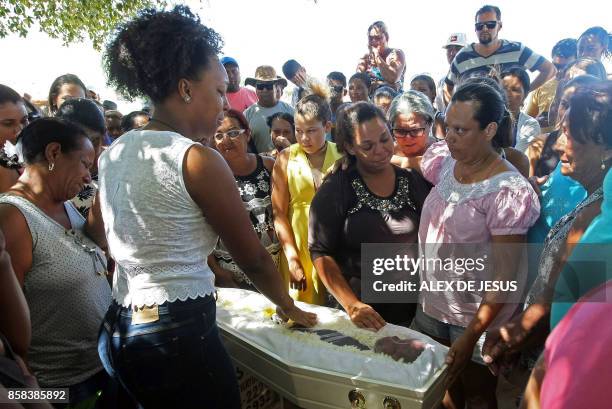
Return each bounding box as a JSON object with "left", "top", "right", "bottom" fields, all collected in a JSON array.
[{"left": 93, "top": 6, "right": 316, "bottom": 408}]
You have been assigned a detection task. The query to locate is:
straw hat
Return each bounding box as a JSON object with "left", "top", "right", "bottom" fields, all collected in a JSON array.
[{"left": 245, "top": 65, "right": 288, "bottom": 87}]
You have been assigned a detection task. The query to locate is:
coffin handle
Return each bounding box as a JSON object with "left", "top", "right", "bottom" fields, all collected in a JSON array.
[
  {"left": 383, "top": 396, "right": 401, "bottom": 409},
  {"left": 348, "top": 389, "right": 366, "bottom": 408}
]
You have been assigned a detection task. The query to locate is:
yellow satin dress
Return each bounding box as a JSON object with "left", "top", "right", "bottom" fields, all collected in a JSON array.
[{"left": 281, "top": 142, "right": 343, "bottom": 305}]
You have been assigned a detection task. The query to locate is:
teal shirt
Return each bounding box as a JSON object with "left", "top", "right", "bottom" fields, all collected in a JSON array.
[
  {"left": 526, "top": 163, "right": 586, "bottom": 287},
  {"left": 527, "top": 163, "right": 586, "bottom": 244},
  {"left": 551, "top": 169, "right": 612, "bottom": 328}
]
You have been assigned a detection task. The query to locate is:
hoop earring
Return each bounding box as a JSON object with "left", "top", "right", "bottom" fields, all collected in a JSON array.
[{"left": 48, "top": 162, "right": 55, "bottom": 172}]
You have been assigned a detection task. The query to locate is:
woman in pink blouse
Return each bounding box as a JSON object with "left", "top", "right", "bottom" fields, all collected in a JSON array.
[{"left": 415, "top": 81, "right": 540, "bottom": 408}]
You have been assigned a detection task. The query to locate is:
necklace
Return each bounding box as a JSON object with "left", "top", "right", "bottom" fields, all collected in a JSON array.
[
  {"left": 7, "top": 192, "right": 108, "bottom": 276},
  {"left": 65, "top": 229, "right": 109, "bottom": 276},
  {"left": 304, "top": 143, "right": 328, "bottom": 190},
  {"left": 304, "top": 142, "right": 328, "bottom": 167},
  {"left": 149, "top": 118, "right": 181, "bottom": 134},
  {"left": 455, "top": 152, "right": 501, "bottom": 184}
]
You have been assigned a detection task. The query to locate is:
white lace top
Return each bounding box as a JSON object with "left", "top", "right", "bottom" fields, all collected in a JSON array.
[{"left": 98, "top": 130, "right": 216, "bottom": 307}]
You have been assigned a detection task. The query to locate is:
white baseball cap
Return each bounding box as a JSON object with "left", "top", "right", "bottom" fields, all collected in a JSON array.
[{"left": 443, "top": 33, "right": 467, "bottom": 48}]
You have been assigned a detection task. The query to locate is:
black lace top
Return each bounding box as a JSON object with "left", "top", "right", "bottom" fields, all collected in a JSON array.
[
  {"left": 213, "top": 155, "right": 279, "bottom": 290},
  {"left": 308, "top": 165, "right": 432, "bottom": 324}
]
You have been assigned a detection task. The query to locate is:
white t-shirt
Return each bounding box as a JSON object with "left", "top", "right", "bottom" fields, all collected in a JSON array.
[
  {"left": 434, "top": 77, "right": 447, "bottom": 113},
  {"left": 515, "top": 112, "right": 541, "bottom": 153},
  {"left": 98, "top": 130, "right": 217, "bottom": 307}
]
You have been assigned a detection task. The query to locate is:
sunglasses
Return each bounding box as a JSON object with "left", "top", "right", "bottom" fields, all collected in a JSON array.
[
  {"left": 369, "top": 35, "right": 384, "bottom": 42},
  {"left": 214, "top": 129, "right": 246, "bottom": 141},
  {"left": 475, "top": 21, "right": 498, "bottom": 31},
  {"left": 330, "top": 85, "right": 345, "bottom": 93},
  {"left": 392, "top": 127, "right": 426, "bottom": 138},
  {"left": 256, "top": 82, "right": 275, "bottom": 91}
]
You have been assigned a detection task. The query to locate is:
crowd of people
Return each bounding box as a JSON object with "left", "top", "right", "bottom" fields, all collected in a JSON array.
[{"left": 0, "top": 3, "right": 611, "bottom": 409}]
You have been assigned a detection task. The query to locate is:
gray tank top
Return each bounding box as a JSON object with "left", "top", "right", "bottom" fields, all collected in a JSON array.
[{"left": 0, "top": 194, "right": 111, "bottom": 387}]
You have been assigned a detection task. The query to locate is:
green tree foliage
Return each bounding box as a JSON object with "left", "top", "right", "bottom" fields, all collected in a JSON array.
[{"left": 0, "top": 0, "right": 167, "bottom": 49}]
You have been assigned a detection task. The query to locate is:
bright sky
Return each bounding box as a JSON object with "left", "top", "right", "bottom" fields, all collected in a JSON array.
[{"left": 1, "top": 0, "right": 610, "bottom": 112}]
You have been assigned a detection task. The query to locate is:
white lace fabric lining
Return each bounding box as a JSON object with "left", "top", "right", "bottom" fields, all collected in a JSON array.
[
  {"left": 436, "top": 155, "right": 528, "bottom": 204},
  {"left": 113, "top": 263, "right": 216, "bottom": 308}
]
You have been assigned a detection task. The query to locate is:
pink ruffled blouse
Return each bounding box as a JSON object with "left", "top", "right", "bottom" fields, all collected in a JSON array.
[{"left": 418, "top": 141, "right": 540, "bottom": 327}]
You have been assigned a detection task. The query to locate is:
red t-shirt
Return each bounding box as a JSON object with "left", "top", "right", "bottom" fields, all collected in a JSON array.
[{"left": 226, "top": 87, "right": 258, "bottom": 112}]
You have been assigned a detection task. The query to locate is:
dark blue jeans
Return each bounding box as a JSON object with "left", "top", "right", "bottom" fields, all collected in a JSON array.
[{"left": 98, "top": 296, "right": 241, "bottom": 409}]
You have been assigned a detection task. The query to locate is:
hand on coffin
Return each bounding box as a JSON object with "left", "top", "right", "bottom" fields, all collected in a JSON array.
[
  {"left": 482, "top": 320, "right": 530, "bottom": 376},
  {"left": 276, "top": 304, "right": 317, "bottom": 328},
  {"left": 347, "top": 301, "right": 386, "bottom": 331},
  {"left": 445, "top": 332, "right": 477, "bottom": 387},
  {"left": 288, "top": 257, "right": 307, "bottom": 292},
  {"left": 374, "top": 336, "right": 426, "bottom": 363}
]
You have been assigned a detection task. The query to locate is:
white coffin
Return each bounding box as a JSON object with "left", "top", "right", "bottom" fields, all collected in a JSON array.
[{"left": 216, "top": 288, "right": 448, "bottom": 409}]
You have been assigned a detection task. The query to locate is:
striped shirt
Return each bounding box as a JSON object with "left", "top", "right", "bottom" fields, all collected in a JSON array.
[{"left": 446, "top": 40, "right": 545, "bottom": 86}]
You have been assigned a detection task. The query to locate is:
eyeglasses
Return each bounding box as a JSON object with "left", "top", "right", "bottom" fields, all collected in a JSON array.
[
  {"left": 214, "top": 129, "right": 246, "bottom": 141},
  {"left": 256, "top": 82, "right": 275, "bottom": 91},
  {"left": 392, "top": 127, "right": 426, "bottom": 138},
  {"left": 475, "top": 21, "right": 498, "bottom": 31}
]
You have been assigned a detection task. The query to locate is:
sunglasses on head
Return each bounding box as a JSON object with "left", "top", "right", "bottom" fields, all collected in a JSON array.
[
  {"left": 475, "top": 21, "right": 498, "bottom": 31},
  {"left": 256, "top": 82, "right": 275, "bottom": 91}
]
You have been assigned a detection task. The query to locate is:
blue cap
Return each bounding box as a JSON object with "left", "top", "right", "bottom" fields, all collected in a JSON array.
[
  {"left": 220, "top": 56, "right": 238, "bottom": 67},
  {"left": 282, "top": 59, "right": 301, "bottom": 80}
]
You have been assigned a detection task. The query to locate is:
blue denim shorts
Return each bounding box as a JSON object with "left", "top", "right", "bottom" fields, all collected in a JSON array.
[
  {"left": 98, "top": 295, "right": 240, "bottom": 409},
  {"left": 412, "top": 306, "right": 487, "bottom": 365}
]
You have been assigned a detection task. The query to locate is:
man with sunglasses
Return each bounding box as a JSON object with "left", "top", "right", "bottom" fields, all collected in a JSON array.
[
  {"left": 445, "top": 5, "right": 555, "bottom": 96},
  {"left": 244, "top": 65, "right": 294, "bottom": 154}
]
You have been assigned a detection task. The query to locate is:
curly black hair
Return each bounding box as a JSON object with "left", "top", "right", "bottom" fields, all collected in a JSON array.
[{"left": 103, "top": 5, "right": 223, "bottom": 103}]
